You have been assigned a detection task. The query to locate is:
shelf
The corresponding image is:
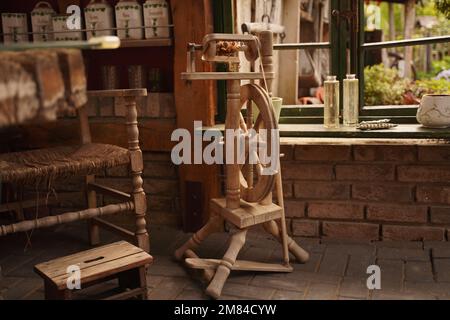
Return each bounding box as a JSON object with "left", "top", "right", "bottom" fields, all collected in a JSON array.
[
  {"left": 181, "top": 72, "right": 274, "bottom": 81},
  {"left": 120, "top": 38, "right": 173, "bottom": 48},
  {"left": 200, "top": 124, "right": 450, "bottom": 140}
]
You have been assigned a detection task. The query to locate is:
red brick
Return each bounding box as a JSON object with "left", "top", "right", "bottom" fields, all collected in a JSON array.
[
  {"left": 353, "top": 145, "right": 416, "bottom": 162},
  {"left": 280, "top": 144, "right": 294, "bottom": 161},
  {"left": 398, "top": 165, "right": 450, "bottom": 182},
  {"left": 366, "top": 204, "right": 428, "bottom": 223},
  {"left": 114, "top": 97, "right": 126, "bottom": 117},
  {"left": 382, "top": 225, "right": 445, "bottom": 241},
  {"left": 308, "top": 202, "right": 364, "bottom": 220},
  {"left": 294, "top": 182, "right": 350, "bottom": 200},
  {"left": 430, "top": 207, "right": 450, "bottom": 224},
  {"left": 284, "top": 200, "right": 306, "bottom": 218},
  {"left": 335, "top": 164, "right": 395, "bottom": 181},
  {"left": 281, "top": 163, "right": 334, "bottom": 180},
  {"left": 98, "top": 97, "right": 114, "bottom": 116},
  {"left": 292, "top": 219, "right": 320, "bottom": 237},
  {"left": 322, "top": 221, "right": 379, "bottom": 240},
  {"left": 352, "top": 183, "right": 413, "bottom": 202},
  {"left": 283, "top": 182, "right": 293, "bottom": 198},
  {"left": 418, "top": 146, "right": 450, "bottom": 162},
  {"left": 294, "top": 145, "right": 351, "bottom": 161},
  {"left": 416, "top": 185, "right": 450, "bottom": 204}
]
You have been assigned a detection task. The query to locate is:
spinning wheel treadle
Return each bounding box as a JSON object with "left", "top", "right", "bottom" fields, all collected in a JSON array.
[{"left": 174, "top": 31, "right": 310, "bottom": 300}]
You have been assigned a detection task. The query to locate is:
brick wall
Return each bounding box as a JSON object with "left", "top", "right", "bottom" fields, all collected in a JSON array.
[{"left": 281, "top": 143, "right": 450, "bottom": 242}]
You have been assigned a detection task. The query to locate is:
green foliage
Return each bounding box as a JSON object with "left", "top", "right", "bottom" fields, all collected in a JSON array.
[
  {"left": 410, "top": 79, "right": 450, "bottom": 98},
  {"left": 436, "top": 0, "right": 450, "bottom": 19},
  {"left": 364, "top": 64, "right": 409, "bottom": 106},
  {"left": 432, "top": 56, "right": 450, "bottom": 74}
]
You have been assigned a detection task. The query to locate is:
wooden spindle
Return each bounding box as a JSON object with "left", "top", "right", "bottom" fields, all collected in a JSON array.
[
  {"left": 125, "top": 96, "right": 150, "bottom": 253},
  {"left": 0, "top": 202, "right": 133, "bottom": 237}
]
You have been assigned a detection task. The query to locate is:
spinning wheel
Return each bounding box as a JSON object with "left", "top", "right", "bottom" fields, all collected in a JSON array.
[
  {"left": 176, "top": 31, "right": 310, "bottom": 299},
  {"left": 237, "top": 83, "right": 277, "bottom": 203}
]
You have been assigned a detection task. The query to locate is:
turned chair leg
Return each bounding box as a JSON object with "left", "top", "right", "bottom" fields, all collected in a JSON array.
[
  {"left": 86, "top": 175, "right": 100, "bottom": 246},
  {"left": 125, "top": 96, "right": 150, "bottom": 253},
  {"left": 206, "top": 229, "right": 248, "bottom": 299}
]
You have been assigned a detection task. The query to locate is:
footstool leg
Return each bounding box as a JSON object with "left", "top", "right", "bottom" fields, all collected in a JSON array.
[
  {"left": 44, "top": 280, "right": 72, "bottom": 300},
  {"left": 118, "top": 267, "right": 148, "bottom": 300}
]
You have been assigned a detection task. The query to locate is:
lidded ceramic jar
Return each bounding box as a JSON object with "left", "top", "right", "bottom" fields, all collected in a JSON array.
[
  {"left": 417, "top": 94, "right": 450, "bottom": 128},
  {"left": 143, "top": 0, "right": 171, "bottom": 39},
  {"left": 31, "top": 2, "right": 55, "bottom": 42},
  {"left": 84, "top": 0, "right": 114, "bottom": 39},
  {"left": 1, "top": 12, "right": 28, "bottom": 43},
  {"left": 52, "top": 14, "right": 83, "bottom": 41},
  {"left": 115, "top": 0, "right": 144, "bottom": 40}
]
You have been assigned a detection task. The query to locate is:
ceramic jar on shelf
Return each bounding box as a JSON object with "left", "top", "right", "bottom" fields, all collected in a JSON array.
[
  {"left": 143, "top": 0, "right": 171, "bottom": 39},
  {"left": 1, "top": 12, "right": 28, "bottom": 43},
  {"left": 31, "top": 2, "right": 56, "bottom": 42},
  {"left": 416, "top": 94, "right": 450, "bottom": 128},
  {"left": 115, "top": 0, "right": 144, "bottom": 40},
  {"left": 52, "top": 14, "right": 83, "bottom": 41},
  {"left": 84, "top": 0, "right": 114, "bottom": 40}
]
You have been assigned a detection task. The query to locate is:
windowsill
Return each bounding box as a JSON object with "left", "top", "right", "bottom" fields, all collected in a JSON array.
[{"left": 203, "top": 124, "right": 450, "bottom": 145}]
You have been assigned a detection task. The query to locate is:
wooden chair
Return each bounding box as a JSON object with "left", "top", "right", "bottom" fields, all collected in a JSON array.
[{"left": 0, "top": 89, "right": 150, "bottom": 252}]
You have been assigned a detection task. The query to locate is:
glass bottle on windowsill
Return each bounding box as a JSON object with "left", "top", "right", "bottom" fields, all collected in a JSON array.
[
  {"left": 343, "top": 74, "right": 359, "bottom": 126},
  {"left": 324, "top": 75, "right": 340, "bottom": 128}
]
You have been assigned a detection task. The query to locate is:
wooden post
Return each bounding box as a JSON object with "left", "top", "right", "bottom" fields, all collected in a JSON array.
[
  {"left": 259, "top": 31, "right": 274, "bottom": 97},
  {"left": 125, "top": 96, "right": 150, "bottom": 253},
  {"left": 404, "top": 0, "right": 416, "bottom": 79},
  {"left": 225, "top": 79, "right": 242, "bottom": 210},
  {"left": 278, "top": 0, "right": 300, "bottom": 104}
]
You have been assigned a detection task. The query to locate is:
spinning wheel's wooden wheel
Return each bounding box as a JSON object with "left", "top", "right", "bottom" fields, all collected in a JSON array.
[{"left": 233, "top": 83, "right": 278, "bottom": 203}]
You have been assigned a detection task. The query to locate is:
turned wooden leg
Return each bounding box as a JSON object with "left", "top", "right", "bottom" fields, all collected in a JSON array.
[
  {"left": 206, "top": 228, "right": 247, "bottom": 299},
  {"left": 174, "top": 214, "right": 223, "bottom": 261},
  {"left": 86, "top": 175, "right": 100, "bottom": 246},
  {"left": 174, "top": 214, "right": 223, "bottom": 283},
  {"left": 263, "top": 220, "right": 309, "bottom": 263},
  {"left": 126, "top": 96, "right": 150, "bottom": 253}
]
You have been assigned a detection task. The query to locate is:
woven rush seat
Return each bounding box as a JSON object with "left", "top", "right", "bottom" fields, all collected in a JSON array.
[{"left": 0, "top": 143, "right": 129, "bottom": 184}]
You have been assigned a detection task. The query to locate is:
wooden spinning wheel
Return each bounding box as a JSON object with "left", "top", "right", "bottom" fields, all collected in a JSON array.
[
  {"left": 237, "top": 83, "right": 277, "bottom": 203},
  {"left": 175, "top": 31, "right": 310, "bottom": 299}
]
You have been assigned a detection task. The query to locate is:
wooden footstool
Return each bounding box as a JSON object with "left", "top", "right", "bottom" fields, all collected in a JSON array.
[{"left": 34, "top": 241, "right": 153, "bottom": 300}]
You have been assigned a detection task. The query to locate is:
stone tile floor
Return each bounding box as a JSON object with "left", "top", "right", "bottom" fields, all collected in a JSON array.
[{"left": 0, "top": 222, "right": 449, "bottom": 300}]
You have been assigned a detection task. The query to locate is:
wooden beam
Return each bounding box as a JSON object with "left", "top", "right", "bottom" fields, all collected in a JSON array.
[
  {"left": 171, "top": 0, "right": 221, "bottom": 232},
  {"left": 278, "top": 0, "right": 300, "bottom": 104}
]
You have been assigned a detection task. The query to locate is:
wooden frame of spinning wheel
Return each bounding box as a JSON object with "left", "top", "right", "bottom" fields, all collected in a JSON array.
[{"left": 175, "top": 31, "right": 310, "bottom": 299}]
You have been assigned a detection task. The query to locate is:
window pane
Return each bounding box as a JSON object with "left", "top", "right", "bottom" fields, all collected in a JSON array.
[
  {"left": 297, "top": 0, "right": 330, "bottom": 106},
  {"left": 363, "top": 1, "right": 450, "bottom": 107}
]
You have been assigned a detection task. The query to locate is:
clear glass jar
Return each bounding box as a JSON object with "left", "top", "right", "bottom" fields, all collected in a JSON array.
[
  {"left": 324, "top": 75, "right": 340, "bottom": 128},
  {"left": 343, "top": 74, "right": 359, "bottom": 126}
]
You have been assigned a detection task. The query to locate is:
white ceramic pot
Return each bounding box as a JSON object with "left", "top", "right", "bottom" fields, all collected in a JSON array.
[
  {"left": 1, "top": 12, "right": 28, "bottom": 43},
  {"left": 31, "top": 2, "right": 55, "bottom": 42},
  {"left": 143, "top": 0, "right": 170, "bottom": 39},
  {"left": 115, "top": 0, "right": 144, "bottom": 40},
  {"left": 84, "top": 0, "right": 114, "bottom": 40},
  {"left": 52, "top": 14, "right": 83, "bottom": 41},
  {"left": 416, "top": 94, "right": 450, "bottom": 128}
]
